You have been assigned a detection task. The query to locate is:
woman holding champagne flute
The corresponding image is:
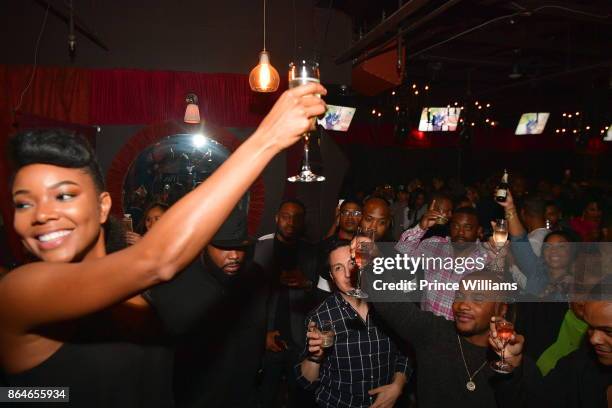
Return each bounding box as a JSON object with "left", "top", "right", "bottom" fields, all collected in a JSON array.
[{"left": 0, "top": 82, "right": 326, "bottom": 407}]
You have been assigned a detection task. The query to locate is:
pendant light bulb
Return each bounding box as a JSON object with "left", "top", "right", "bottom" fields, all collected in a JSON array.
[{"left": 249, "top": 50, "right": 280, "bottom": 92}]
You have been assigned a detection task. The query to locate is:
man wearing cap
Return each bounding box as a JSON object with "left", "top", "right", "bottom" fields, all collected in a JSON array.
[{"left": 143, "top": 207, "right": 267, "bottom": 408}]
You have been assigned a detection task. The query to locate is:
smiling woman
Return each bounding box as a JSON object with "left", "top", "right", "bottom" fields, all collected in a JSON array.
[{"left": 0, "top": 82, "right": 327, "bottom": 407}]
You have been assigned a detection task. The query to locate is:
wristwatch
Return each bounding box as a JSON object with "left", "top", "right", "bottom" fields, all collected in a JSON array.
[{"left": 307, "top": 355, "right": 323, "bottom": 364}]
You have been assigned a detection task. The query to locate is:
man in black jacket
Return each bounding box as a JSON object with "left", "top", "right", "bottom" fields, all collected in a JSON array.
[
  {"left": 144, "top": 208, "right": 268, "bottom": 408},
  {"left": 255, "top": 199, "right": 320, "bottom": 408},
  {"left": 373, "top": 271, "right": 526, "bottom": 407}
]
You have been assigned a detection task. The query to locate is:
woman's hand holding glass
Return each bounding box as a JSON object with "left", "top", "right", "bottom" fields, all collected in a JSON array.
[{"left": 255, "top": 82, "right": 327, "bottom": 153}]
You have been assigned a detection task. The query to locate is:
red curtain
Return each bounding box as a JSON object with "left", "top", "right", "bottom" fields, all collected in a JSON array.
[{"left": 89, "top": 69, "right": 286, "bottom": 127}]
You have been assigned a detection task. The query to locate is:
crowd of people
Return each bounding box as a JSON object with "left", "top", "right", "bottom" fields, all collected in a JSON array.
[{"left": 0, "top": 82, "right": 610, "bottom": 408}]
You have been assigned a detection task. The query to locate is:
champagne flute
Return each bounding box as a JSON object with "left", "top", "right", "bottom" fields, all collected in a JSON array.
[
  {"left": 287, "top": 60, "right": 325, "bottom": 183},
  {"left": 346, "top": 230, "right": 374, "bottom": 299},
  {"left": 490, "top": 320, "right": 515, "bottom": 374},
  {"left": 493, "top": 219, "right": 508, "bottom": 248}
]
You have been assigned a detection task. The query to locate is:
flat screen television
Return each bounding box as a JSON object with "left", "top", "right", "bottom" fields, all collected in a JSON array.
[
  {"left": 604, "top": 125, "right": 612, "bottom": 142},
  {"left": 514, "top": 112, "right": 550, "bottom": 135},
  {"left": 418, "top": 107, "right": 462, "bottom": 131}
]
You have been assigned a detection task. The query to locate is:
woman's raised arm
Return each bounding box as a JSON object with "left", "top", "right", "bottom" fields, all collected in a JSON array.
[{"left": 0, "top": 83, "right": 327, "bottom": 331}]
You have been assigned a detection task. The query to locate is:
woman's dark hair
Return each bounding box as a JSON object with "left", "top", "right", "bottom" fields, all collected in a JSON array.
[
  {"left": 577, "top": 195, "right": 603, "bottom": 216},
  {"left": 544, "top": 229, "right": 581, "bottom": 243},
  {"left": 137, "top": 202, "right": 170, "bottom": 234},
  {"left": 9, "top": 129, "right": 124, "bottom": 254},
  {"left": 543, "top": 229, "right": 581, "bottom": 262},
  {"left": 9, "top": 129, "right": 105, "bottom": 193}
]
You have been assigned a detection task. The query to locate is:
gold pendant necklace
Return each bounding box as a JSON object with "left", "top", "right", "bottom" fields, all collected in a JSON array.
[{"left": 457, "top": 335, "right": 487, "bottom": 392}]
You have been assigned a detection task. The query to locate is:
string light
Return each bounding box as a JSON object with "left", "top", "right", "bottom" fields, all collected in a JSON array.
[
  {"left": 395, "top": 106, "right": 400, "bottom": 111},
  {"left": 485, "top": 118, "right": 490, "bottom": 123},
  {"left": 470, "top": 122, "right": 475, "bottom": 126},
  {"left": 391, "top": 91, "right": 396, "bottom": 96},
  {"left": 490, "top": 121, "right": 496, "bottom": 126},
  {"left": 486, "top": 103, "right": 491, "bottom": 108},
  {"left": 572, "top": 129, "right": 577, "bottom": 134},
  {"left": 414, "top": 90, "right": 419, "bottom": 95},
  {"left": 478, "top": 105, "right": 482, "bottom": 109},
  {"left": 424, "top": 85, "right": 429, "bottom": 90},
  {"left": 586, "top": 126, "right": 590, "bottom": 130},
  {"left": 555, "top": 129, "right": 560, "bottom": 133},
  {"left": 562, "top": 128, "right": 566, "bottom": 133},
  {"left": 562, "top": 113, "right": 567, "bottom": 117},
  {"left": 575, "top": 112, "right": 580, "bottom": 116},
  {"left": 371, "top": 109, "right": 376, "bottom": 115},
  {"left": 568, "top": 114, "right": 572, "bottom": 118},
  {"left": 454, "top": 102, "right": 458, "bottom": 106},
  {"left": 474, "top": 101, "right": 479, "bottom": 105},
  {"left": 377, "top": 112, "right": 382, "bottom": 117},
  {"left": 412, "top": 84, "right": 417, "bottom": 89}
]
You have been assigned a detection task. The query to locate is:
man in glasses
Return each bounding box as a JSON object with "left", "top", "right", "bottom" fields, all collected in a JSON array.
[{"left": 317, "top": 198, "right": 393, "bottom": 293}]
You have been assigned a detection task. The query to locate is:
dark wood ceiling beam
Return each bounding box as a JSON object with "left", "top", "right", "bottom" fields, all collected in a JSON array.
[
  {"left": 32, "top": 0, "right": 109, "bottom": 51},
  {"left": 499, "top": 0, "right": 612, "bottom": 23},
  {"left": 334, "top": 0, "right": 432, "bottom": 64}
]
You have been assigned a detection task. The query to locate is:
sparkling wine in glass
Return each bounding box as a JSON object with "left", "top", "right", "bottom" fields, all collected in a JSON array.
[
  {"left": 287, "top": 60, "right": 325, "bottom": 183},
  {"left": 346, "top": 236, "right": 374, "bottom": 299},
  {"left": 493, "top": 219, "right": 508, "bottom": 248},
  {"left": 490, "top": 320, "right": 515, "bottom": 374}
]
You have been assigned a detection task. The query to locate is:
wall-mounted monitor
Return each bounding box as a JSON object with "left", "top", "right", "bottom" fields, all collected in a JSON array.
[
  {"left": 515, "top": 112, "right": 550, "bottom": 135},
  {"left": 418, "top": 107, "right": 462, "bottom": 131},
  {"left": 604, "top": 125, "right": 612, "bottom": 142}
]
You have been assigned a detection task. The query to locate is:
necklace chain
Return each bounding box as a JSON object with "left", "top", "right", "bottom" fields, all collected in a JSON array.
[{"left": 457, "top": 335, "right": 487, "bottom": 382}]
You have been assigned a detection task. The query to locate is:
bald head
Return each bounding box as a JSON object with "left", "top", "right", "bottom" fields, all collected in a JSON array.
[{"left": 584, "top": 301, "right": 612, "bottom": 366}]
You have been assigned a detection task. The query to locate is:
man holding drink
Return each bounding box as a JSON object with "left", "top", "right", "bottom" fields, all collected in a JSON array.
[{"left": 296, "top": 239, "right": 410, "bottom": 408}]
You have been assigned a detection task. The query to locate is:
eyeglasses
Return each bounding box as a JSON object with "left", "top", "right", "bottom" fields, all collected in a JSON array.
[{"left": 341, "top": 210, "right": 362, "bottom": 217}]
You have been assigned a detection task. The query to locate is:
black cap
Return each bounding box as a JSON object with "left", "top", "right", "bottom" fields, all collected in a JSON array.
[{"left": 210, "top": 207, "right": 254, "bottom": 249}]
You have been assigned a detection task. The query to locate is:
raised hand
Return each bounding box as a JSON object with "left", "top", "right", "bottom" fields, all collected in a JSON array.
[
  {"left": 419, "top": 199, "right": 445, "bottom": 230},
  {"left": 124, "top": 231, "right": 142, "bottom": 245},
  {"left": 255, "top": 83, "right": 327, "bottom": 152},
  {"left": 495, "top": 189, "right": 515, "bottom": 210},
  {"left": 489, "top": 316, "right": 524, "bottom": 370}
]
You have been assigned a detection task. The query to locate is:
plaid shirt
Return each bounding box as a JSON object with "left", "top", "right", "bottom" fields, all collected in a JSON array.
[
  {"left": 296, "top": 292, "right": 411, "bottom": 408},
  {"left": 395, "top": 225, "right": 489, "bottom": 320}
]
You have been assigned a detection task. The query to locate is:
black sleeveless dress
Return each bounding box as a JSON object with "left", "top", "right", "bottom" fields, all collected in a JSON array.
[{"left": 4, "top": 314, "right": 174, "bottom": 408}]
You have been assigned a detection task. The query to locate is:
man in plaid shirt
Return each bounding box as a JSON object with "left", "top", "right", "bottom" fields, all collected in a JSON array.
[
  {"left": 296, "top": 239, "right": 411, "bottom": 408},
  {"left": 396, "top": 206, "right": 491, "bottom": 320}
]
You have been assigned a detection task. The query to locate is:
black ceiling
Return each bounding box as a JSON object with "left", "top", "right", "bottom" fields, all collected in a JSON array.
[{"left": 317, "top": 0, "right": 611, "bottom": 118}]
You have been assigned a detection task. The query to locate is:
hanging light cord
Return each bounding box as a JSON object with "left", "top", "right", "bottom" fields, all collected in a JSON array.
[
  {"left": 15, "top": 1, "right": 50, "bottom": 113},
  {"left": 263, "top": 0, "right": 267, "bottom": 51}
]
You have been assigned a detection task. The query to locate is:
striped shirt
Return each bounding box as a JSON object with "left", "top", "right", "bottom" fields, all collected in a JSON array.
[
  {"left": 295, "top": 292, "right": 411, "bottom": 407},
  {"left": 395, "top": 225, "right": 489, "bottom": 320}
]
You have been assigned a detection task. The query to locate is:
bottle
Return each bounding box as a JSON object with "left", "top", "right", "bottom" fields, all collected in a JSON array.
[
  {"left": 495, "top": 170, "right": 509, "bottom": 202},
  {"left": 122, "top": 214, "right": 133, "bottom": 232}
]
